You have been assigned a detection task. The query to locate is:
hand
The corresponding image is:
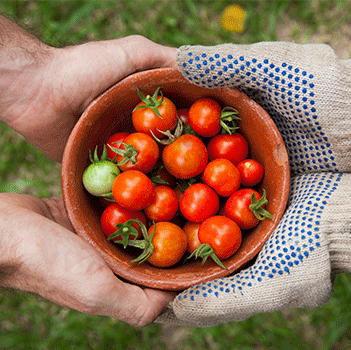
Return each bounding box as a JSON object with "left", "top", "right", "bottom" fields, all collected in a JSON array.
[
  {"left": 0, "top": 15, "right": 177, "bottom": 327},
  {"left": 0, "top": 193, "right": 175, "bottom": 327},
  {"left": 156, "top": 42, "right": 351, "bottom": 327},
  {"left": 0, "top": 15, "right": 177, "bottom": 162}
]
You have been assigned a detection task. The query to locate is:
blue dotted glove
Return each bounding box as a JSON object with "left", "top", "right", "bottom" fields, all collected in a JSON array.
[{"left": 156, "top": 42, "right": 351, "bottom": 327}]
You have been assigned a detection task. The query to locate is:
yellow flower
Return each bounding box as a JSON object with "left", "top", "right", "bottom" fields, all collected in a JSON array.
[{"left": 220, "top": 4, "right": 246, "bottom": 33}]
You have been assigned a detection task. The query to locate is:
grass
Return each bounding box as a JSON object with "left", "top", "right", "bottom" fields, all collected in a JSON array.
[{"left": 1, "top": 0, "right": 351, "bottom": 349}]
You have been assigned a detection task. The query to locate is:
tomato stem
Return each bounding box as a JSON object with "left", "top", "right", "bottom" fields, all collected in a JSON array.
[
  {"left": 249, "top": 189, "right": 274, "bottom": 221},
  {"left": 189, "top": 243, "right": 227, "bottom": 270},
  {"left": 133, "top": 87, "right": 164, "bottom": 119},
  {"left": 89, "top": 145, "right": 109, "bottom": 163},
  {"left": 149, "top": 117, "right": 184, "bottom": 145},
  {"left": 108, "top": 219, "right": 140, "bottom": 248},
  {"left": 220, "top": 106, "right": 241, "bottom": 134},
  {"left": 107, "top": 141, "right": 138, "bottom": 166},
  {"left": 116, "top": 218, "right": 156, "bottom": 265}
]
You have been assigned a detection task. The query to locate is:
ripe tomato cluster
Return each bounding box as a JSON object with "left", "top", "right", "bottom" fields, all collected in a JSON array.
[{"left": 82, "top": 88, "right": 272, "bottom": 269}]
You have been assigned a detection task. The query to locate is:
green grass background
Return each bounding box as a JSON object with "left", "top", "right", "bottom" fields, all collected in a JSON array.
[{"left": 1, "top": 0, "right": 351, "bottom": 349}]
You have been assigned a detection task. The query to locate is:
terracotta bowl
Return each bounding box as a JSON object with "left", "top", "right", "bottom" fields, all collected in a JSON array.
[{"left": 61, "top": 68, "right": 290, "bottom": 291}]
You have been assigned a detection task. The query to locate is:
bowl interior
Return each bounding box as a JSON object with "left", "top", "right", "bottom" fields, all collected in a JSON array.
[{"left": 62, "top": 68, "right": 290, "bottom": 291}]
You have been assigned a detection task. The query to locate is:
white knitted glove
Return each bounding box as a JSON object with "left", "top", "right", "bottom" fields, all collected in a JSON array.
[{"left": 156, "top": 42, "right": 351, "bottom": 327}]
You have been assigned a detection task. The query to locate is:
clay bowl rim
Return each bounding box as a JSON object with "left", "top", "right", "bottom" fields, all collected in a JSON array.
[{"left": 61, "top": 67, "right": 290, "bottom": 291}]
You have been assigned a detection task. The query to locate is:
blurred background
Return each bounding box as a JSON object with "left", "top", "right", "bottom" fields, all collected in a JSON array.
[{"left": 1, "top": 0, "right": 351, "bottom": 349}]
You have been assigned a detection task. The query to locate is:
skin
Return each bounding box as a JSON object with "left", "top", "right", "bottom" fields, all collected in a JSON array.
[{"left": 0, "top": 15, "right": 177, "bottom": 327}]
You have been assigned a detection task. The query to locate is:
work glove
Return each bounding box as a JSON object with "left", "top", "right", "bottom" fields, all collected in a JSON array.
[{"left": 156, "top": 41, "right": 351, "bottom": 327}]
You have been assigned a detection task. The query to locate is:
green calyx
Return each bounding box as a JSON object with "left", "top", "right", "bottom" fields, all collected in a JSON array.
[
  {"left": 113, "top": 218, "right": 155, "bottom": 265},
  {"left": 189, "top": 243, "right": 227, "bottom": 270},
  {"left": 107, "top": 141, "right": 138, "bottom": 167},
  {"left": 249, "top": 189, "right": 274, "bottom": 221},
  {"left": 133, "top": 87, "right": 164, "bottom": 119},
  {"left": 220, "top": 106, "right": 241, "bottom": 134},
  {"left": 89, "top": 144, "right": 108, "bottom": 163},
  {"left": 107, "top": 219, "right": 140, "bottom": 248}
]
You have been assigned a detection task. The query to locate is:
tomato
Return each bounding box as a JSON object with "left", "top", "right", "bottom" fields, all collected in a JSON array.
[
  {"left": 132, "top": 88, "right": 178, "bottom": 139},
  {"left": 198, "top": 215, "right": 242, "bottom": 260},
  {"left": 183, "top": 221, "right": 201, "bottom": 254},
  {"left": 202, "top": 158, "right": 241, "bottom": 197},
  {"left": 237, "top": 159, "right": 264, "bottom": 187},
  {"left": 177, "top": 108, "right": 190, "bottom": 126},
  {"left": 180, "top": 183, "right": 219, "bottom": 222},
  {"left": 162, "top": 134, "right": 208, "bottom": 179},
  {"left": 112, "top": 170, "right": 155, "bottom": 211},
  {"left": 225, "top": 188, "right": 272, "bottom": 230},
  {"left": 188, "top": 98, "right": 222, "bottom": 137},
  {"left": 207, "top": 133, "right": 249, "bottom": 166},
  {"left": 106, "top": 132, "right": 129, "bottom": 160},
  {"left": 115, "top": 132, "right": 159, "bottom": 174},
  {"left": 144, "top": 185, "right": 179, "bottom": 222},
  {"left": 100, "top": 202, "right": 146, "bottom": 242},
  {"left": 146, "top": 222, "right": 187, "bottom": 268},
  {"left": 82, "top": 146, "right": 120, "bottom": 196},
  {"left": 148, "top": 164, "right": 175, "bottom": 188}
]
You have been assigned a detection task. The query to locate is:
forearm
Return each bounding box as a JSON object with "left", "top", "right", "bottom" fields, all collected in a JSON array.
[{"left": 0, "top": 15, "right": 53, "bottom": 125}]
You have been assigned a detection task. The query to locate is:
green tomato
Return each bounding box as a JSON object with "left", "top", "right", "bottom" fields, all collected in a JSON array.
[
  {"left": 82, "top": 160, "right": 119, "bottom": 196},
  {"left": 82, "top": 145, "right": 120, "bottom": 196}
]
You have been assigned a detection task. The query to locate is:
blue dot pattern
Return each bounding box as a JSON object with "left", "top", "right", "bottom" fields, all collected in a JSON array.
[
  {"left": 182, "top": 52, "right": 337, "bottom": 176},
  {"left": 177, "top": 172, "right": 342, "bottom": 302}
]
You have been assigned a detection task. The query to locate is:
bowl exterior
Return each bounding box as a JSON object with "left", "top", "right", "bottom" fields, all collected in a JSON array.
[{"left": 62, "top": 68, "right": 290, "bottom": 291}]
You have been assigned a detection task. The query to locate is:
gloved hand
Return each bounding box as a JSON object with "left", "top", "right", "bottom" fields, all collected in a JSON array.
[{"left": 156, "top": 42, "right": 351, "bottom": 327}]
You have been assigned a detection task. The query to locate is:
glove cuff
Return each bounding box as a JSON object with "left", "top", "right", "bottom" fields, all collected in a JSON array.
[
  {"left": 329, "top": 233, "right": 351, "bottom": 274},
  {"left": 324, "top": 174, "right": 351, "bottom": 274}
]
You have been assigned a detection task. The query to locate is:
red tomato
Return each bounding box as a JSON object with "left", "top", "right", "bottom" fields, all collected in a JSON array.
[
  {"left": 207, "top": 133, "right": 249, "bottom": 166},
  {"left": 116, "top": 132, "right": 159, "bottom": 174},
  {"left": 183, "top": 221, "right": 201, "bottom": 254},
  {"left": 202, "top": 158, "right": 241, "bottom": 197},
  {"left": 198, "top": 216, "right": 242, "bottom": 260},
  {"left": 225, "top": 188, "right": 264, "bottom": 230},
  {"left": 188, "top": 98, "right": 222, "bottom": 137},
  {"left": 180, "top": 183, "right": 219, "bottom": 223},
  {"left": 147, "top": 222, "right": 187, "bottom": 268},
  {"left": 112, "top": 170, "right": 155, "bottom": 211},
  {"left": 132, "top": 92, "right": 178, "bottom": 139},
  {"left": 149, "top": 164, "right": 176, "bottom": 188},
  {"left": 144, "top": 186, "right": 179, "bottom": 222},
  {"left": 106, "top": 132, "right": 129, "bottom": 160},
  {"left": 162, "top": 134, "right": 208, "bottom": 179},
  {"left": 237, "top": 159, "right": 264, "bottom": 187},
  {"left": 100, "top": 202, "right": 146, "bottom": 241}
]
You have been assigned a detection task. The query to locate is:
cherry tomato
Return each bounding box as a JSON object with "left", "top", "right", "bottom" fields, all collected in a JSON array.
[
  {"left": 188, "top": 98, "right": 222, "bottom": 137},
  {"left": 180, "top": 183, "right": 219, "bottom": 223},
  {"left": 112, "top": 170, "right": 155, "bottom": 211},
  {"left": 100, "top": 202, "right": 146, "bottom": 241},
  {"left": 106, "top": 132, "right": 129, "bottom": 160},
  {"left": 202, "top": 158, "right": 241, "bottom": 197},
  {"left": 177, "top": 108, "right": 190, "bottom": 126},
  {"left": 198, "top": 215, "right": 242, "bottom": 260},
  {"left": 147, "top": 222, "right": 187, "bottom": 268},
  {"left": 148, "top": 163, "right": 175, "bottom": 188},
  {"left": 132, "top": 89, "right": 178, "bottom": 139},
  {"left": 82, "top": 146, "right": 119, "bottom": 197},
  {"left": 162, "top": 134, "right": 208, "bottom": 179},
  {"left": 116, "top": 132, "right": 159, "bottom": 174},
  {"left": 237, "top": 159, "right": 264, "bottom": 187},
  {"left": 207, "top": 133, "right": 249, "bottom": 166},
  {"left": 144, "top": 186, "right": 179, "bottom": 222},
  {"left": 225, "top": 188, "right": 263, "bottom": 230},
  {"left": 183, "top": 221, "right": 201, "bottom": 254}
]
